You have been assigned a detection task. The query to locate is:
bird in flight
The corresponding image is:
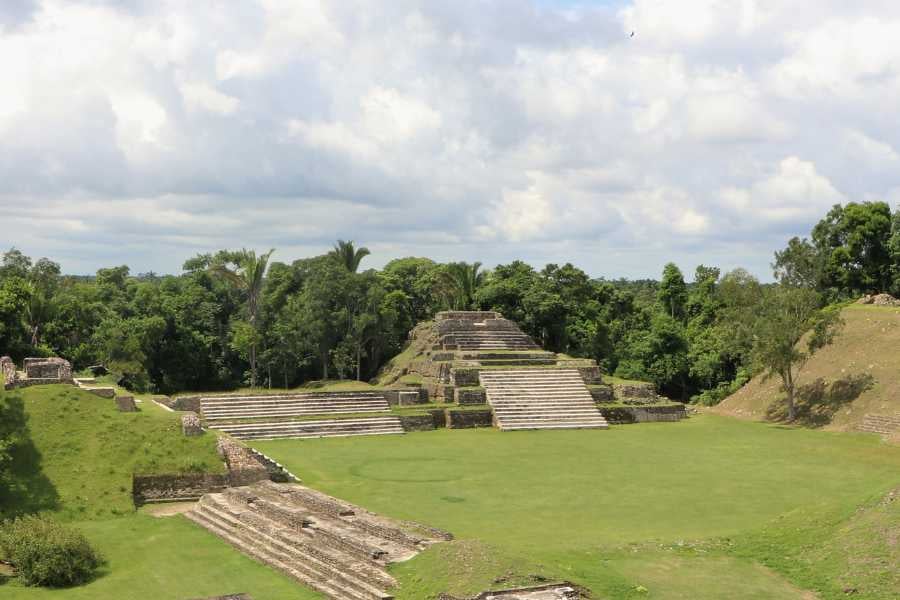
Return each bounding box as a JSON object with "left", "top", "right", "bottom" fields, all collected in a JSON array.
[{"left": 630, "top": 31, "right": 635, "bottom": 37}]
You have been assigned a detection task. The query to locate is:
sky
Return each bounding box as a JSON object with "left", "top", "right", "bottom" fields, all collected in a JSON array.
[{"left": 2, "top": 1, "right": 899, "bottom": 279}]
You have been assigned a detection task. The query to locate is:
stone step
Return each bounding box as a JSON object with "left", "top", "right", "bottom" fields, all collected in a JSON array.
[
  {"left": 210, "top": 417, "right": 405, "bottom": 440},
  {"left": 203, "top": 406, "right": 387, "bottom": 421},
  {"left": 205, "top": 493, "right": 395, "bottom": 590},
  {"left": 501, "top": 421, "right": 609, "bottom": 431},
  {"left": 187, "top": 507, "right": 385, "bottom": 600}
]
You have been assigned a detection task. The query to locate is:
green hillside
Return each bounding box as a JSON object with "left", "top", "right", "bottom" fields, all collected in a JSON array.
[{"left": 714, "top": 304, "right": 900, "bottom": 431}]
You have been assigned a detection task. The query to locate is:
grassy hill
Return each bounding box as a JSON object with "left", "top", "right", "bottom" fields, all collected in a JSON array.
[
  {"left": 714, "top": 304, "right": 900, "bottom": 430},
  {"left": 0, "top": 384, "right": 224, "bottom": 521},
  {"left": 0, "top": 384, "right": 321, "bottom": 600}
]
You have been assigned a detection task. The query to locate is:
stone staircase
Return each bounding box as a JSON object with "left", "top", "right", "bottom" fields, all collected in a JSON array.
[
  {"left": 186, "top": 480, "right": 447, "bottom": 600},
  {"left": 443, "top": 330, "right": 540, "bottom": 351},
  {"left": 858, "top": 413, "right": 900, "bottom": 436},
  {"left": 479, "top": 369, "right": 609, "bottom": 431},
  {"left": 210, "top": 416, "right": 405, "bottom": 441},
  {"left": 200, "top": 392, "right": 391, "bottom": 423}
]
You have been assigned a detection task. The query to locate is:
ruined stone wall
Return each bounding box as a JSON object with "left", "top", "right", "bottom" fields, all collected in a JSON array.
[
  {"left": 132, "top": 473, "right": 228, "bottom": 504},
  {"left": 858, "top": 413, "right": 900, "bottom": 435},
  {"left": 23, "top": 357, "right": 73, "bottom": 382},
  {"left": 217, "top": 438, "right": 270, "bottom": 487},
  {"left": 598, "top": 404, "right": 686, "bottom": 424},
  {"left": 446, "top": 408, "right": 493, "bottom": 429},
  {"left": 1, "top": 356, "right": 17, "bottom": 389}
]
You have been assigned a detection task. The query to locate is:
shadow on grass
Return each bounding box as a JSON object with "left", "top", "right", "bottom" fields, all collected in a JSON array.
[
  {"left": 765, "top": 373, "right": 875, "bottom": 427},
  {"left": 0, "top": 392, "right": 59, "bottom": 520}
]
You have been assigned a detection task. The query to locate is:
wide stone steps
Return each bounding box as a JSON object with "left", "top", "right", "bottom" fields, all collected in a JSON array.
[
  {"left": 187, "top": 481, "right": 447, "bottom": 600},
  {"left": 203, "top": 404, "right": 388, "bottom": 422},
  {"left": 211, "top": 417, "right": 405, "bottom": 441},
  {"left": 201, "top": 394, "right": 390, "bottom": 422},
  {"left": 480, "top": 369, "right": 608, "bottom": 431},
  {"left": 187, "top": 499, "right": 390, "bottom": 600}
]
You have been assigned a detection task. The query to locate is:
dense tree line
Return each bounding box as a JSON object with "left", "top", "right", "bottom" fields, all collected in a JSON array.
[{"left": 0, "top": 202, "right": 897, "bottom": 403}]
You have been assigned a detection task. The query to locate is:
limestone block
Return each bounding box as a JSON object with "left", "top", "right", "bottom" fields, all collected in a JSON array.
[
  {"left": 182, "top": 412, "right": 203, "bottom": 436},
  {"left": 87, "top": 387, "right": 116, "bottom": 398},
  {"left": 115, "top": 395, "right": 137, "bottom": 412}
]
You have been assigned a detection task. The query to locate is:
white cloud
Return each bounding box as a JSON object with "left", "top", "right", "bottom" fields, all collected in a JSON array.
[{"left": 1, "top": 0, "right": 899, "bottom": 279}]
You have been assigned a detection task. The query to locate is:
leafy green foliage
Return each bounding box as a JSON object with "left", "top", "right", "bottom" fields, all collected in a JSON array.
[
  {"left": 751, "top": 287, "right": 843, "bottom": 421},
  {"left": 0, "top": 515, "right": 101, "bottom": 587}
]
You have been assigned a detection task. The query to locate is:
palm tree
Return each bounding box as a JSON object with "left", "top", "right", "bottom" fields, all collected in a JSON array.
[
  {"left": 443, "top": 262, "right": 484, "bottom": 310},
  {"left": 209, "top": 248, "right": 274, "bottom": 388},
  {"left": 330, "top": 240, "right": 371, "bottom": 273},
  {"left": 24, "top": 282, "right": 55, "bottom": 348}
]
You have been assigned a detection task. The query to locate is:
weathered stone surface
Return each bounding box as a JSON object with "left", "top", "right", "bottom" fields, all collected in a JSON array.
[
  {"left": 189, "top": 595, "right": 253, "bottom": 600},
  {"left": 613, "top": 382, "right": 659, "bottom": 404},
  {"left": 446, "top": 408, "right": 493, "bottom": 429},
  {"left": 383, "top": 389, "right": 426, "bottom": 406},
  {"left": 858, "top": 413, "right": 900, "bottom": 436},
  {"left": 217, "top": 438, "right": 270, "bottom": 487},
  {"left": 399, "top": 414, "right": 436, "bottom": 431},
  {"left": 588, "top": 385, "right": 614, "bottom": 403},
  {"left": 115, "top": 395, "right": 137, "bottom": 412},
  {"left": 87, "top": 387, "right": 116, "bottom": 398},
  {"left": 455, "top": 387, "right": 487, "bottom": 405},
  {"left": 187, "top": 480, "right": 451, "bottom": 600},
  {"left": 450, "top": 367, "right": 481, "bottom": 387},
  {"left": 172, "top": 395, "right": 203, "bottom": 412},
  {"left": 857, "top": 293, "right": 900, "bottom": 306},
  {"left": 598, "top": 404, "right": 686, "bottom": 424},
  {"left": 132, "top": 473, "right": 228, "bottom": 504},
  {"left": 440, "top": 582, "right": 583, "bottom": 599},
  {"left": 182, "top": 412, "right": 203, "bottom": 436},
  {"left": 24, "top": 357, "right": 73, "bottom": 381},
  {"left": 1, "top": 356, "right": 16, "bottom": 389}
]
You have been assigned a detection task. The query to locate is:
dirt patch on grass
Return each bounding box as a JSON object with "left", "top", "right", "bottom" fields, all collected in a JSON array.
[{"left": 143, "top": 501, "right": 198, "bottom": 517}]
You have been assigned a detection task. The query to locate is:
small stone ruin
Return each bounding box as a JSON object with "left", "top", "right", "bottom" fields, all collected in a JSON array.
[
  {"left": 1, "top": 356, "right": 74, "bottom": 389},
  {"left": 440, "top": 583, "right": 582, "bottom": 599},
  {"left": 857, "top": 293, "right": 900, "bottom": 307},
  {"left": 182, "top": 412, "right": 203, "bottom": 436},
  {"left": 115, "top": 395, "right": 138, "bottom": 412}
]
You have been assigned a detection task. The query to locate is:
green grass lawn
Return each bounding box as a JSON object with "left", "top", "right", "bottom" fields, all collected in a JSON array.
[
  {"left": 0, "top": 385, "right": 224, "bottom": 521},
  {"left": 0, "top": 513, "right": 322, "bottom": 600},
  {"left": 252, "top": 416, "right": 900, "bottom": 599}
]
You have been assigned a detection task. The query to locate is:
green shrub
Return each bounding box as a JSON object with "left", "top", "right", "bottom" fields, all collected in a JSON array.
[{"left": 0, "top": 515, "right": 101, "bottom": 587}]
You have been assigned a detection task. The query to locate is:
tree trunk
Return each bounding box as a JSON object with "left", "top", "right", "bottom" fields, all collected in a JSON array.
[
  {"left": 322, "top": 351, "right": 329, "bottom": 380},
  {"left": 283, "top": 357, "right": 288, "bottom": 389},
  {"left": 785, "top": 369, "right": 795, "bottom": 421},
  {"left": 356, "top": 344, "right": 362, "bottom": 381},
  {"left": 31, "top": 324, "right": 40, "bottom": 348},
  {"left": 250, "top": 343, "right": 257, "bottom": 388}
]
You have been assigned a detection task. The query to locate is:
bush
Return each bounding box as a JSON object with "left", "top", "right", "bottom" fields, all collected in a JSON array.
[{"left": 0, "top": 515, "right": 101, "bottom": 587}]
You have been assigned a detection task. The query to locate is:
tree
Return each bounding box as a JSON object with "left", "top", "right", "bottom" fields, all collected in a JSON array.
[
  {"left": 751, "top": 286, "right": 843, "bottom": 421},
  {"left": 442, "top": 262, "right": 484, "bottom": 309},
  {"left": 657, "top": 263, "right": 687, "bottom": 320},
  {"left": 889, "top": 208, "right": 900, "bottom": 296},
  {"left": 330, "top": 240, "right": 370, "bottom": 273},
  {"left": 811, "top": 201, "right": 893, "bottom": 296},
  {"left": 209, "top": 249, "right": 274, "bottom": 388},
  {"left": 773, "top": 237, "right": 822, "bottom": 289}
]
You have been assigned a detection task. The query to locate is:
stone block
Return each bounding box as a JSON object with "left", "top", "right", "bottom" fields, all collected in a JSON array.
[
  {"left": 455, "top": 387, "right": 486, "bottom": 405},
  {"left": 446, "top": 408, "right": 493, "bottom": 429},
  {"left": 116, "top": 395, "right": 137, "bottom": 412},
  {"left": 589, "top": 385, "right": 614, "bottom": 403},
  {"left": 87, "top": 387, "right": 116, "bottom": 398},
  {"left": 182, "top": 412, "right": 203, "bottom": 436}
]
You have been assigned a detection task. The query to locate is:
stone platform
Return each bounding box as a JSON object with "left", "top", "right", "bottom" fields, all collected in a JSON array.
[{"left": 186, "top": 481, "right": 450, "bottom": 599}]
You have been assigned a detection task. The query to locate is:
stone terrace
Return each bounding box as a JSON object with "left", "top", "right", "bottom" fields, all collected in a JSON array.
[
  {"left": 436, "top": 311, "right": 540, "bottom": 351},
  {"left": 187, "top": 480, "right": 449, "bottom": 600},
  {"left": 199, "top": 391, "right": 405, "bottom": 441}
]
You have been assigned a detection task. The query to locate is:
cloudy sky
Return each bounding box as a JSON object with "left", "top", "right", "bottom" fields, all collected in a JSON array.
[{"left": 2, "top": 0, "right": 899, "bottom": 278}]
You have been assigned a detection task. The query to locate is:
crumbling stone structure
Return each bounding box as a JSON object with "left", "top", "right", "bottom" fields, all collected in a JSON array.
[
  {"left": 187, "top": 480, "right": 450, "bottom": 599},
  {"left": 115, "top": 395, "right": 137, "bottom": 412},
  {"left": 182, "top": 412, "right": 203, "bottom": 436},
  {"left": 2, "top": 356, "right": 74, "bottom": 389},
  {"left": 1, "top": 356, "right": 17, "bottom": 389},
  {"left": 217, "top": 438, "right": 270, "bottom": 487}
]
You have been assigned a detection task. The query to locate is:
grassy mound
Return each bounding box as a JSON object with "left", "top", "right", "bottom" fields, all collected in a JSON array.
[
  {"left": 253, "top": 416, "right": 900, "bottom": 599},
  {"left": 714, "top": 304, "right": 900, "bottom": 429},
  {"left": 0, "top": 384, "right": 223, "bottom": 521}
]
